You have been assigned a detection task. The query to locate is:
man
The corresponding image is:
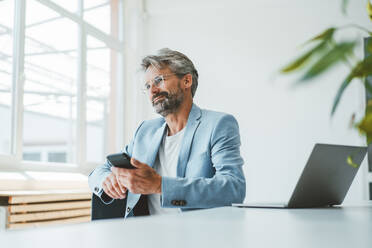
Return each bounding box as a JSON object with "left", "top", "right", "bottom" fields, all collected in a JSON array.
[{"left": 89, "top": 48, "right": 245, "bottom": 218}]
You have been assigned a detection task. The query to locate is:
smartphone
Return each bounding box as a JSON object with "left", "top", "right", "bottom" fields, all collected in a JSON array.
[{"left": 106, "top": 152, "right": 135, "bottom": 169}]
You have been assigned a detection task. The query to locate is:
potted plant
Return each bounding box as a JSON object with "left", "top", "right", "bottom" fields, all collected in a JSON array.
[{"left": 280, "top": 0, "right": 372, "bottom": 168}]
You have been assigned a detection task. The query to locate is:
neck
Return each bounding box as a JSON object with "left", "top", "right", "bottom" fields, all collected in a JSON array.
[{"left": 165, "top": 99, "right": 193, "bottom": 136}]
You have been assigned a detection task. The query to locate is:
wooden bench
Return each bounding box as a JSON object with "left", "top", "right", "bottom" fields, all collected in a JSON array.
[{"left": 0, "top": 190, "right": 92, "bottom": 230}]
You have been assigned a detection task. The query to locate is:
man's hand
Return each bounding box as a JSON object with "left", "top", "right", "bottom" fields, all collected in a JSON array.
[
  {"left": 102, "top": 173, "right": 127, "bottom": 199},
  {"left": 111, "top": 158, "right": 162, "bottom": 195}
]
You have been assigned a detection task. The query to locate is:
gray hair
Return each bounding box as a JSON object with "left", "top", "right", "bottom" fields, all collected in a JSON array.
[{"left": 141, "top": 48, "right": 199, "bottom": 98}]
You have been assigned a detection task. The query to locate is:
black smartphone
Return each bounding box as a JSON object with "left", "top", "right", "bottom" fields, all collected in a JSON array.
[{"left": 106, "top": 152, "right": 135, "bottom": 169}]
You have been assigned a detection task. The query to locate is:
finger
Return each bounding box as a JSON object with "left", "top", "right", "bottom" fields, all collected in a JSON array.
[
  {"left": 117, "top": 176, "right": 135, "bottom": 194},
  {"left": 114, "top": 178, "right": 127, "bottom": 198},
  {"left": 116, "top": 175, "right": 127, "bottom": 194},
  {"left": 106, "top": 177, "right": 122, "bottom": 198},
  {"left": 110, "top": 176, "right": 126, "bottom": 198},
  {"left": 102, "top": 183, "right": 113, "bottom": 198},
  {"left": 131, "top": 158, "right": 145, "bottom": 169},
  {"left": 103, "top": 182, "right": 119, "bottom": 199},
  {"left": 116, "top": 175, "right": 129, "bottom": 189},
  {"left": 107, "top": 182, "right": 121, "bottom": 199}
]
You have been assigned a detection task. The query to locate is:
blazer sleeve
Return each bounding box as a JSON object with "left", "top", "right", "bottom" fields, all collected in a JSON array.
[
  {"left": 88, "top": 121, "right": 144, "bottom": 204},
  {"left": 161, "top": 114, "right": 246, "bottom": 208}
]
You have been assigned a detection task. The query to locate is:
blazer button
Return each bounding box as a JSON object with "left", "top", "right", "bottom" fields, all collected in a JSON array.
[
  {"left": 171, "top": 200, "right": 177, "bottom": 206},
  {"left": 94, "top": 187, "right": 99, "bottom": 192},
  {"left": 180, "top": 200, "right": 187, "bottom": 206},
  {"left": 127, "top": 207, "right": 131, "bottom": 213}
]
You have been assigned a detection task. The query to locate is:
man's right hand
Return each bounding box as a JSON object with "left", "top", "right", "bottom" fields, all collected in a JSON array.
[{"left": 102, "top": 173, "right": 127, "bottom": 199}]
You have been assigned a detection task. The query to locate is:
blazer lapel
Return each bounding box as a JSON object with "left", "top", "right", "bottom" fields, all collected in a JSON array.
[
  {"left": 145, "top": 121, "right": 167, "bottom": 167},
  {"left": 177, "top": 104, "right": 202, "bottom": 177},
  {"left": 126, "top": 121, "right": 167, "bottom": 218}
]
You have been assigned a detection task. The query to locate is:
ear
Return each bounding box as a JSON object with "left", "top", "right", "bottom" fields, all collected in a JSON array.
[{"left": 183, "top": 74, "right": 193, "bottom": 89}]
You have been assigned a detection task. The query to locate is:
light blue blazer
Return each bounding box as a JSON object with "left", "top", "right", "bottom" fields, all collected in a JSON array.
[{"left": 88, "top": 104, "right": 246, "bottom": 218}]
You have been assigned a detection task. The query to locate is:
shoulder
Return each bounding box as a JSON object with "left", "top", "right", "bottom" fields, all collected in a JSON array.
[
  {"left": 199, "top": 107, "right": 238, "bottom": 126},
  {"left": 197, "top": 107, "right": 240, "bottom": 143}
]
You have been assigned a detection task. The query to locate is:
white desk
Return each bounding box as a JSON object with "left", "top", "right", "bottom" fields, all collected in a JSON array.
[{"left": 1, "top": 206, "right": 371, "bottom": 248}]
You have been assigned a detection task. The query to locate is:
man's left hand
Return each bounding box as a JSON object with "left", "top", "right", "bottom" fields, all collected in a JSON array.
[{"left": 111, "top": 158, "right": 162, "bottom": 195}]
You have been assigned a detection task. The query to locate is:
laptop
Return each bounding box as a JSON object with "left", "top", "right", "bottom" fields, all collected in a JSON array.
[{"left": 233, "top": 143, "right": 367, "bottom": 208}]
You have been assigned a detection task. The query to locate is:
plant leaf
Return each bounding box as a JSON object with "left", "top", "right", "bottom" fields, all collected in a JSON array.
[
  {"left": 366, "top": 99, "right": 372, "bottom": 115},
  {"left": 331, "top": 73, "right": 354, "bottom": 115},
  {"left": 368, "top": 38, "right": 372, "bottom": 54},
  {"left": 347, "top": 155, "right": 359, "bottom": 168},
  {"left": 280, "top": 41, "right": 328, "bottom": 73},
  {"left": 354, "top": 55, "right": 372, "bottom": 77},
  {"left": 365, "top": 80, "right": 372, "bottom": 95},
  {"left": 331, "top": 55, "right": 372, "bottom": 115},
  {"left": 368, "top": 135, "right": 372, "bottom": 145},
  {"left": 342, "top": 0, "right": 350, "bottom": 15},
  {"left": 357, "top": 101, "right": 372, "bottom": 144},
  {"left": 300, "top": 41, "right": 356, "bottom": 82},
  {"left": 304, "top": 28, "right": 336, "bottom": 45},
  {"left": 367, "top": 1, "right": 372, "bottom": 22},
  {"left": 357, "top": 113, "right": 372, "bottom": 145}
]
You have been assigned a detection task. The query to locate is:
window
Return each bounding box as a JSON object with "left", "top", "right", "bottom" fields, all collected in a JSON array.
[
  {"left": 23, "top": 0, "right": 78, "bottom": 163},
  {"left": 86, "top": 36, "right": 114, "bottom": 163},
  {"left": 48, "top": 152, "right": 67, "bottom": 163},
  {"left": 23, "top": 152, "right": 41, "bottom": 161},
  {"left": 84, "top": 1, "right": 111, "bottom": 34},
  {"left": 0, "top": 0, "right": 124, "bottom": 172},
  {"left": 50, "top": 1, "right": 77, "bottom": 13},
  {"left": 0, "top": 0, "right": 14, "bottom": 155}
]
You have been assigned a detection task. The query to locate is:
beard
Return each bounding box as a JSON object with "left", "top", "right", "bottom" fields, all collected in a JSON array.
[{"left": 152, "top": 82, "right": 184, "bottom": 117}]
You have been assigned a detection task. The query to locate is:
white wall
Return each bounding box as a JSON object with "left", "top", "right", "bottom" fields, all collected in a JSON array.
[{"left": 125, "top": 0, "right": 371, "bottom": 202}]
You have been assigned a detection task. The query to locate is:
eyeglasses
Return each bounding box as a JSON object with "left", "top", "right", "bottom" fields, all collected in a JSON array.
[{"left": 142, "top": 73, "right": 177, "bottom": 94}]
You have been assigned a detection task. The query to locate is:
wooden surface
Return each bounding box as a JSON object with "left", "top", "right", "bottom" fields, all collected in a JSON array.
[
  {"left": 0, "top": 190, "right": 91, "bottom": 204},
  {"left": 8, "top": 208, "right": 91, "bottom": 223},
  {"left": 8, "top": 200, "right": 91, "bottom": 213},
  {"left": 7, "top": 193, "right": 91, "bottom": 204},
  {"left": 0, "top": 190, "right": 92, "bottom": 230}
]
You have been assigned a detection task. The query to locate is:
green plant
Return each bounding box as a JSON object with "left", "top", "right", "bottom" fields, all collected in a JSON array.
[{"left": 280, "top": 0, "right": 372, "bottom": 145}]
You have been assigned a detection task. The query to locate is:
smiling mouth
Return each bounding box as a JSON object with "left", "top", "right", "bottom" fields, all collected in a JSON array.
[{"left": 153, "top": 96, "right": 165, "bottom": 103}]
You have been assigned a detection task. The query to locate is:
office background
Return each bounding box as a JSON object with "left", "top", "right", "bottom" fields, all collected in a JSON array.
[
  {"left": 0, "top": 0, "right": 371, "bottom": 204},
  {"left": 136, "top": 0, "right": 371, "bottom": 203}
]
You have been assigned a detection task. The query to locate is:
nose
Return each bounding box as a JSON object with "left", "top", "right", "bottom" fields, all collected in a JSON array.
[{"left": 149, "top": 83, "right": 160, "bottom": 99}]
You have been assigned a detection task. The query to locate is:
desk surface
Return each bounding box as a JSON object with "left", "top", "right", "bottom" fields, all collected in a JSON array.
[{"left": 1, "top": 206, "right": 372, "bottom": 248}]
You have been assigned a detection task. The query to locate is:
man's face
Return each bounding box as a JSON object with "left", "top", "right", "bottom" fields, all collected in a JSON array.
[{"left": 144, "top": 66, "right": 185, "bottom": 117}]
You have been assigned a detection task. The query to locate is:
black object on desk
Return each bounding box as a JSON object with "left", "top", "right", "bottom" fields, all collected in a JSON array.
[{"left": 91, "top": 193, "right": 149, "bottom": 220}]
